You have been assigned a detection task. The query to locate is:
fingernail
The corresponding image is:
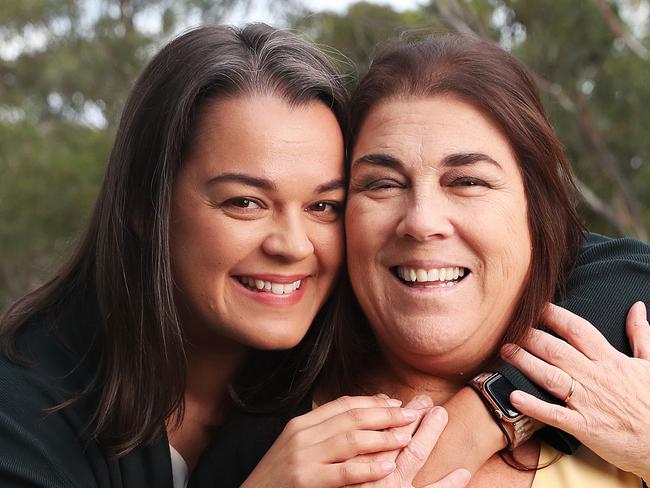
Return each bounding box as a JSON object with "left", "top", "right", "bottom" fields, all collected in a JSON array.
[
  {"left": 381, "top": 461, "right": 396, "bottom": 472},
  {"left": 387, "top": 399, "right": 402, "bottom": 407},
  {"left": 402, "top": 408, "right": 418, "bottom": 420},
  {"left": 432, "top": 406, "right": 447, "bottom": 420},
  {"left": 394, "top": 431, "right": 411, "bottom": 442},
  {"left": 377, "top": 393, "right": 390, "bottom": 399}
]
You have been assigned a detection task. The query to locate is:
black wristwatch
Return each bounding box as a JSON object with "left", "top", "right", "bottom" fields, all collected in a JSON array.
[{"left": 469, "top": 372, "right": 541, "bottom": 450}]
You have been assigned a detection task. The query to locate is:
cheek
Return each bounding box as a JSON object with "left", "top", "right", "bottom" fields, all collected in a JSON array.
[
  {"left": 477, "top": 195, "right": 531, "bottom": 283},
  {"left": 315, "top": 223, "right": 345, "bottom": 274},
  {"left": 345, "top": 197, "right": 397, "bottom": 265}
]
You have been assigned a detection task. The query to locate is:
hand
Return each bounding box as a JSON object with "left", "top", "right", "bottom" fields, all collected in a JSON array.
[
  {"left": 501, "top": 301, "right": 650, "bottom": 479},
  {"left": 351, "top": 396, "right": 471, "bottom": 488},
  {"left": 241, "top": 394, "right": 426, "bottom": 488}
]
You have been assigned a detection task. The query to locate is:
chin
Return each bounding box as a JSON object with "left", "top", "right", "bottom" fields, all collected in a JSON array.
[{"left": 248, "top": 329, "right": 308, "bottom": 351}]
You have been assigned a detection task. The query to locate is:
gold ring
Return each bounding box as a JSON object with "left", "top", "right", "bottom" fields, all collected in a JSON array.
[{"left": 563, "top": 376, "right": 576, "bottom": 404}]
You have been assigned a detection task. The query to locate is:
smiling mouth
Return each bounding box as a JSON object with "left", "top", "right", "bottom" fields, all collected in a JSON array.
[
  {"left": 236, "top": 276, "right": 303, "bottom": 295},
  {"left": 390, "top": 266, "right": 470, "bottom": 288}
]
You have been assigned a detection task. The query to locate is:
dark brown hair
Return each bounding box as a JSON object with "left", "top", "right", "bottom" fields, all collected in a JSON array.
[
  {"left": 0, "top": 23, "right": 348, "bottom": 455},
  {"left": 325, "top": 34, "right": 586, "bottom": 392}
]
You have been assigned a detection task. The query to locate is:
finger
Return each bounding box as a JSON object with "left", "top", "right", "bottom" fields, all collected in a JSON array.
[
  {"left": 313, "top": 429, "right": 413, "bottom": 462},
  {"left": 310, "top": 405, "right": 423, "bottom": 443},
  {"left": 352, "top": 395, "right": 433, "bottom": 463},
  {"left": 316, "top": 460, "right": 396, "bottom": 487},
  {"left": 509, "top": 390, "right": 583, "bottom": 437},
  {"left": 626, "top": 301, "right": 650, "bottom": 360},
  {"left": 422, "top": 468, "right": 471, "bottom": 488},
  {"left": 287, "top": 395, "right": 402, "bottom": 432},
  {"left": 501, "top": 343, "right": 576, "bottom": 402},
  {"left": 541, "top": 303, "right": 612, "bottom": 360},
  {"left": 519, "top": 327, "right": 590, "bottom": 373},
  {"left": 395, "top": 406, "right": 447, "bottom": 482}
]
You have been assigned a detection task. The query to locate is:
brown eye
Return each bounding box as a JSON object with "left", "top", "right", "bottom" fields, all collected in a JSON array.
[
  {"left": 451, "top": 177, "right": 488, "bottom": 187},
  {"left": 225, "top": 197, "right": 262, "bottom": 209},
  {"left": 307, "top": 201, "right": 342, "bottom": 222}
]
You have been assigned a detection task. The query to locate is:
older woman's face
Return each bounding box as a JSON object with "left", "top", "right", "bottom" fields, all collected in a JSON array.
[{"left": 346, "top": 95, "right": 532, "bottom": 375}]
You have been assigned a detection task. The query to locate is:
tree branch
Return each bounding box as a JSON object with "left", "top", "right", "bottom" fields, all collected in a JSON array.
[{"left": 591, "top": 0, "right": 649, "bottom": 61}]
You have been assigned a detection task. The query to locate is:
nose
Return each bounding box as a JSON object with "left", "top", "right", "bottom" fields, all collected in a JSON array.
[
  {"left": 262, "top": 212, "right": 315, "bottom": 261},
  {"left": 395, "top": 193, "right": 454, "bottom": 241}
]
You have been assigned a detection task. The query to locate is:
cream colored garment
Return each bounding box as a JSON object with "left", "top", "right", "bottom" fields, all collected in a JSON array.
[{"left": 532, "top": 443, "right": 641, "bottom": 487}]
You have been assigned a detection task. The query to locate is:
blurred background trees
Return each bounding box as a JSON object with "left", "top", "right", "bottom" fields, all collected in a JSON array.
[{"left": 1, "top": 0, "right": 648, "bottom": 308}]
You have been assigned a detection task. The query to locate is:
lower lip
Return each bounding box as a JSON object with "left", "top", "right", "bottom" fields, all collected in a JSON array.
[
  {"left": 232, "top": 277, "right": 308, "bottom": 306},
  {"left": 390, "top": 271, "right": 470, "bottom": 296}
]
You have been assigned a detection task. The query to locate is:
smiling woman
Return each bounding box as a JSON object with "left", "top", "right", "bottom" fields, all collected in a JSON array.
[
  {"left": 0, "top": 23, "right": 424, "bottom": 488},
  {"left": 347, "top": 95, "right": 534, "bottom": 376},
  {"left": 170, "top": 95, "right": 344, "bottom": 352},
  {"left": 330, "top": 34, "right": 645, "bottom": 487}
]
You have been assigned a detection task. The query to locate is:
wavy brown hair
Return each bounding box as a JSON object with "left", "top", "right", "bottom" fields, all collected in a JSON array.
[
  {"left": 0, "top": 23, "right": 348, "bottom": 455},
  {"left": 324, "top": 34, "right": 586, "bottom": 393}
]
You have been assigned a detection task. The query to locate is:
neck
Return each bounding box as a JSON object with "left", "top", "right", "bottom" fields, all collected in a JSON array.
[
  {"left": 167, "top": 333, "right": 249, "bottom": 471},
  {"left": 368, "top": 353, "right": 467, "bottom": 405},
  {"left": 183, "top": 338, "right": 249, "bottom": 421}
]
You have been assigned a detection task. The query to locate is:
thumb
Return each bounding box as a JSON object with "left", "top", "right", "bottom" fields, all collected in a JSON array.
[
  {"left": 394, "top": 406, "right": 446, "bottom": 483},
  {"left": 626, "top": 301, "right": 650, "bottom": 360}
]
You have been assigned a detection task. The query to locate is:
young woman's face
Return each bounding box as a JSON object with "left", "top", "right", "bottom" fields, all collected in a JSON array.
[
  {"left": 346, "top": 95, "right": 532, "bottom": 376},
  {"left": 170, "top": 95, "right": 345, "bottom": 351}
]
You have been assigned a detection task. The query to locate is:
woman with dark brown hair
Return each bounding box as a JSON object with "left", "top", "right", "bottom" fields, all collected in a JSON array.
[
  {"left": 191, "top": 34, "right": 650, "bottom": 487},
  {"left": 335, "top": 34, "right": 650, "bottom": 486},
  {"left": 0, "top": 24, "right": 451, "bottom": 488}
]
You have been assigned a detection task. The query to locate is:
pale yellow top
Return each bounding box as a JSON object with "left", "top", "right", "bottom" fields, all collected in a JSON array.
[{"left": 532, "top": 443, "right": 642, "bottom": 488}]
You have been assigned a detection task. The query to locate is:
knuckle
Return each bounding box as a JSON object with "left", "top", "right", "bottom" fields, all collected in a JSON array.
[
  {"left": 289, "top": 468, "right": 309, "bottom": 488},
  {"left": 289, "top": 430, "right": 309, "bottom": 449},
  {"left": 546, "top": 343, "right": 565, "bottom": 364},
  {"left": 338, "top": 462, "right": 357, "bottom": 483},
  {"left": 550, "top": 407, "right": 570, "bottom": 425},
  {"left": 545, "top": 368, "right": 566, "bottom": 390},
  {"left": 285, "top": 416, "right": 302, "bottom": 435},
  {"left": 338, "top": 395, "right": 354, "bottom": 410},
  {"left": 344, "top": 429, "right": 362, "bottom": 448},
  {"left": 404, "top": 440, "right": 428, "bottom": 464},
  {"left": 346, "top": 407, "right": 365, "bottom": 426}
]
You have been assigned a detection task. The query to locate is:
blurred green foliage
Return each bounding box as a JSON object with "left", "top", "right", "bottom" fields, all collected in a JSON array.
[{"left": 1, "top": 0, "right": 648, "bottom": 309}]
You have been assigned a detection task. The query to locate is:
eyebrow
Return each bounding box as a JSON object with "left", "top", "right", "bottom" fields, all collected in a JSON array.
[
  {"left": 443, "top": 152, "right": 502, "bottom": 170},
  {"left": 208, "top": 172, "right": 276, "bottom": 191},
  {"left": 351, "top": 153, "right": 405, "bottom": 170},
  {"left": 352, "top": 152, "right": 502, "bottom": 170},
  {"left": 208, "top": 172, "right": 346, "bottom": 194}
]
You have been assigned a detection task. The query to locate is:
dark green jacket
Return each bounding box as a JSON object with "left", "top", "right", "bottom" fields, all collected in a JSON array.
[{"left": 0, "top": 293, "right": 174, "bottom": 487}]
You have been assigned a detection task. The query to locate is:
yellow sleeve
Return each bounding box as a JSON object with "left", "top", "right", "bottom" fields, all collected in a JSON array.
[{"left": 532, "top": 443, "right": 642, "bottom": 488}]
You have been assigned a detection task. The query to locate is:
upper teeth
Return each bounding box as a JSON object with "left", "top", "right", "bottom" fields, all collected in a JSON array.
[
  {"left": 238, "top": 277, "right": 302, "bottom": 295},
  {"left": 396, "top": 266, "right": 465, "bottom": 283}
]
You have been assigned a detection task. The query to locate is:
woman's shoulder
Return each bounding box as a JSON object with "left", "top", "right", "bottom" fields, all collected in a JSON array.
[
  {"left": 532, "top": 443, "right": 642, "bottom": 488},
  {"left": 579, "top": 232, "right": 650, "bottom": 265},
  {"left": 0, "top": 310, "right": 174, "bottom": 488},
  {"left": 0, "top": 311, "right": 103, "bottom": 487}
]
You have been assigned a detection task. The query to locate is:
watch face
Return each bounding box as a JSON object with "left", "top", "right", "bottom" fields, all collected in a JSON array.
[{"left": 485, "top": 375, "right": 521, "bottom": 420}]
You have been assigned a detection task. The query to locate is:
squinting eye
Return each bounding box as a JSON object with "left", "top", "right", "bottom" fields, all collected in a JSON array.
[
  {"left": 366, "top": 179, "right": 402, "bottom": 191},
  {"left": 452, "top": 177, "right": 487, "bottom": 187},
  {"left": 224, "top": 197, "right": 262, "bottom": 209}
]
